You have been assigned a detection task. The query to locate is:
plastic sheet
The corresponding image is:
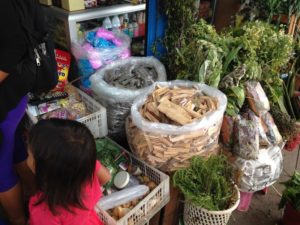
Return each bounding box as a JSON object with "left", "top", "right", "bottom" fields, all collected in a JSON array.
[
  {"left": 97, "top": 185, "right": 149, "bottom": 210},
  {"left": 90, "top": 57, "right": 166, "bottom": 141},
  {"left": 72, "top": 28, "right": 131, "bottom": 87},
  {"left": 233, "top": 145, "right": 283, "bottom": 192}
]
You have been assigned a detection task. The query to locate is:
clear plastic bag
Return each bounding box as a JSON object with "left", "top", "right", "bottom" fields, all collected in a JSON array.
[
  {"left": 262, "top": 112, "right": 283, "bottom": 145},
  {"left": 96, "top": 185, "right": 149, "bottom": 210},
  {"left": 89, "top": 57, "right": 167, "bottom": 141},
  {"left": 233, "top": 115, "right": 260, "bottom": 160},
  {"left": 131, "top": 81, "right": 227, "bottom": 135},
  {"left": 245, "top": 81, "right": 270, "bottom": 116},
  {"left": 233, "top": 145, "right": 283, "bottom": 192},
  {"left": 127, "top": 80, "right": 227, "bottom": 172},
  {"left": 71, "top": 28, "right": 131, "bottom": 87}
]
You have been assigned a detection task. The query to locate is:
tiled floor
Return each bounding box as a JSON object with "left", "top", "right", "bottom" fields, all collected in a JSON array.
[{"left": 229, "top": 149, "right": 300, "bottom": 225}]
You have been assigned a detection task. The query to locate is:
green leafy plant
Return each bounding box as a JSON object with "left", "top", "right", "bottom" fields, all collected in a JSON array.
[
  {"left": 160, "top": 0, "right": 198, "bottom": 79},
  {"left": 279, "top": 171, "right": 300, "bottom": 211},
  {"left": 175, "top": 39, "right": 223, "bottom": 88},
  {"left": 173, "top": 155, "right": 236, "bottom": 211},
  {"left": 239, "top": 0, "right": 300, "bottom": 24},
  {"left": 270, "top": 105, "right": 297, "bottom": 140}
]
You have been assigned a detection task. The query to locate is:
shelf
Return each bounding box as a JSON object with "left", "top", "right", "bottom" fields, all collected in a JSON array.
[
  {"left": 43, "top": 3, "right": 146, "bottom": 49},
  {"left": 46, "top": 3, "right": 146, "bottom": 22}
]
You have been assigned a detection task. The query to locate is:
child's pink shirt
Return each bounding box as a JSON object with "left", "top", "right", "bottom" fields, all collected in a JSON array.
[{"left": 29, "top": 161, "right": 103, "bottom": 225}]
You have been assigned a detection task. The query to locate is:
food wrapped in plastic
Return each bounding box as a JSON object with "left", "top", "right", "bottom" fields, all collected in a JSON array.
[
  {"left": 126, "top": 81, "right": 227, "bottom": 172},
  {"left": 262, "top": 112, "right": 283, "bottom": 145},
  {"left": 233, "top": 116, "right": 260, "bottom": 160},
  {"left": 232, "top": 145, "right": 283, "bottom": 192},
  {"left": 247, "top": 110, "right": 271, "bottom": 147},
  {"left": 221, "top": 115, "right": 235, "bottom": 147},
  {"left": 72, "top": 28, "right": 131, "bottom": 88},
  {"left": 245, "top": 81, "right": 270, "bottom": 116},
  {"left": 90, "top": 57, "right": 167, "bottom": 142}
]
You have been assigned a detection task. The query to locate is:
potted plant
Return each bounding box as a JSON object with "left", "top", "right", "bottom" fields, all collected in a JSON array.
[
  {"left": 279, "top": 171, "right": 300, "bottom": 225},
  {"left": 173, "top": 155, "right": 240, "bottom": 225}
]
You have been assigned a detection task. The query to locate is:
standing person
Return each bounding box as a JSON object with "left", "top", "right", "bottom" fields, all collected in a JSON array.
[
  {"left": 27, "top": 119, "right": 111, "bottom": 225},
  {"left": 0, "top": 0, "right": 35, "bottom": 224}
]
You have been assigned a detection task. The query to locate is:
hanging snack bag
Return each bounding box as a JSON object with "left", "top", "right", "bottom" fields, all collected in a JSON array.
[
  {"left": 53, "top": 49, "right": 71, "bottom": 92},
  {"left": 245, "top": 81, "right": 270, "bottom": 116}
]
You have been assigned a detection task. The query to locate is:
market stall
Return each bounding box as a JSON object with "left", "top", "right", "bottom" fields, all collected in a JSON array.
[{"left": 3, "top": 1, "right": 300, "bottom": 225}]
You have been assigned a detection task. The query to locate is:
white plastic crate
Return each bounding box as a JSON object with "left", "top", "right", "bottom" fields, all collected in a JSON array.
[
  {"left": 26, "top": 86, "right": 108, "bottom": 138},
  {"left": 95, "top": 138, "right": 170, "bottom": 225}
]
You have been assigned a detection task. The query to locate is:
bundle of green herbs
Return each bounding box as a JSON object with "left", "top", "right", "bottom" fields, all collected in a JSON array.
[{"left": 173, "top": 155, "right": 236, "bottom": 211}]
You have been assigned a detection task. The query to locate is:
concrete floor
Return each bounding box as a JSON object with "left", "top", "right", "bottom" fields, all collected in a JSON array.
[{"left": 229, "top": 149, "right": 300, "bottom": 225}]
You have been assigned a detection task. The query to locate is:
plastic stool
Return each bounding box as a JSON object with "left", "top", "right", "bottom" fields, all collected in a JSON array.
[{"left": 237, "top": 191, "right": 253, "bottom": 212}]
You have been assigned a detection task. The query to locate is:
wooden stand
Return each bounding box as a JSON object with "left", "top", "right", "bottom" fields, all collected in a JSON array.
[{"left": 150, "top": 183, "right": 183, "bottom": 225}]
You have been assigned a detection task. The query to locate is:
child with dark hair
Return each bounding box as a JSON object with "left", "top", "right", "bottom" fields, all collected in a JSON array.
[{"left": 26, "top": 119, "right": 111, "bottom": 225}]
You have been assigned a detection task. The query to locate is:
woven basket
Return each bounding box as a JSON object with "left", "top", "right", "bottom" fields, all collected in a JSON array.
[{"left": 184, "top": 186, "right": 240, "bottom": 225}]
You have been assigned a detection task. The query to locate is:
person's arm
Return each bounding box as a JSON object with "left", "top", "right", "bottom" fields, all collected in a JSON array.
[
  {"left": 0, "top": 70, "right": 8, "bottom": 83},
  {"left": 96, "top": 161, "right": 111, "bottom": 185}
]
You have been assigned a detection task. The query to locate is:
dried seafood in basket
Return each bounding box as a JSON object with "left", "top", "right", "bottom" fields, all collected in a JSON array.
[{"left": 126, "top": 81, "right": 228, "bottom": 172}]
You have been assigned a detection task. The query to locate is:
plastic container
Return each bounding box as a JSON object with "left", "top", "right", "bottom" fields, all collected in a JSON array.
[
  {"left": 95, "top": 137, "right": 170, "bottom": 225},
  {"left": 128, "top": 23, "right": 134, "bottom": 38},
  {"left": 133, "top": 22, "right": 139, "bottom": 37},
  {"left": 97, "top": 185, "right": 149, "bottom": 210},
  {"left": 103, "top": 17, "right": 112, "bottom": 30},
  {"left": 114, "top": 171, "right": 140, "bottom": 189},
  {"left": 26, "top": 85, "right": 108, "bottom": 138},
  {"left": 237, "top": 191, "right": 253, "bottom": 212},
  {"left": 112, "top": 15, "right": 121, "bottom": 32}
]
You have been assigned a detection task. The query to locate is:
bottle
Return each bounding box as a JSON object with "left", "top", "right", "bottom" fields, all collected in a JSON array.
[
  {"left": 122, "top": 14, "right": 129, "bottom": 36},
  {"left": 102, "top": 17, "right": 112, "bottom": 30},
  {"left": 133, "top": 22, "right": 139, "bottom": 37},
  {"left": 112, "top": 15, "right": 121, "bottom": 32},
  {"left": 138, "top": 12, "right": 145, "bottom": 36},
  {"left": 128, "top": 23, "right": 134, "bottom": 38},
  {"left": 113, "top": 171, "right": 140, "bottom": 189}
]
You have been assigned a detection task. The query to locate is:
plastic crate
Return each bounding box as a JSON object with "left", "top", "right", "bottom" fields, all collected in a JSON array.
[
  {"left": 26, "top": 86, "right": 108, "bottom": 138},
  {"left": 95, "top": 138, "right": 170, "bottom": 225}
]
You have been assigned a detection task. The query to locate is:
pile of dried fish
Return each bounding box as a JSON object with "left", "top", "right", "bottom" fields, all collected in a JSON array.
[
  {"left": 104, "top": 63, "right": 158, "bottom": 89},
  {"left": 140, "top": 85, "right": 218, "bottom": 125}
]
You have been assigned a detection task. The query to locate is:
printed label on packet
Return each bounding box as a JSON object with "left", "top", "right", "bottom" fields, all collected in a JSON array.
[{"left": 53, "top": 49, "right": 71, "bottom": 92}]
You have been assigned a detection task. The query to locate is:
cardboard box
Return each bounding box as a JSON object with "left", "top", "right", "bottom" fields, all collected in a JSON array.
[
  {"left": 61, "top": 0, "right": 84, "bottom": 11},
  {"left": 39, "top": 0, "right": 52, "bottom": 5}
]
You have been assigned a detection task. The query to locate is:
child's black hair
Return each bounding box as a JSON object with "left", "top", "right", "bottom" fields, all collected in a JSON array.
[{"left": 28, "top": 119, "right": 96, "bottom": 214}]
